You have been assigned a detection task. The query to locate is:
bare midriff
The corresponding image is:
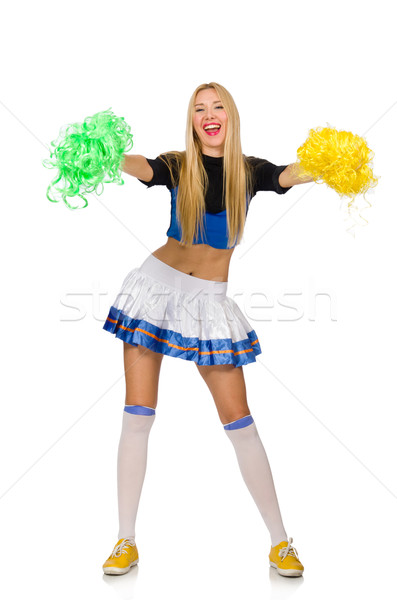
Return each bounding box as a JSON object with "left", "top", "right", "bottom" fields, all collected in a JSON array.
[{"left": 151, "top": 236, "right": 235, "bottom": 282}]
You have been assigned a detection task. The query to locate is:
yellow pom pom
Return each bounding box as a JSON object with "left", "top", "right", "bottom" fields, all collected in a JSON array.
[{"left": 294, "top": 125, "right": 379, "bottom": 200}]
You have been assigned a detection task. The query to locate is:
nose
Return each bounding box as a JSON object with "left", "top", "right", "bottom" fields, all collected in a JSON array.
[{"left": 204, "top": 106, "right": 216, "bottom": 120}]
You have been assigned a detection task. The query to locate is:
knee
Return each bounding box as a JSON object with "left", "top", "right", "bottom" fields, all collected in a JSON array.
[
  {"left": 125, "top": 398, "right": 157, "bottom": 410},
  {"left": 219, "top": 408, "right": 251, "bottom": 427},
  {"left": 216, "top": 397, "right": 251, "bottom": 427},
  {"left": 222, "top": 413, "right": 254, "bottom": 431}
]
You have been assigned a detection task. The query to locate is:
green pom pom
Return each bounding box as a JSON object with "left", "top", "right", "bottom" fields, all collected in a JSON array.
[{"left": 42, "top": 108, "right": 133, "bottom": 209}]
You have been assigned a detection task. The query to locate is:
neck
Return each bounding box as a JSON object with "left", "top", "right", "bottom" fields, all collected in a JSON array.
[{"left": 201, "top": 145, "right": 224, "bottom": 158}]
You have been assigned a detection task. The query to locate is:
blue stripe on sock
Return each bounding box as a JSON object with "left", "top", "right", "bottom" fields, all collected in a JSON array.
[
  {"left": 224, "top": 415, "right": 254, "bottom": 430},
  {"left": 124, "top": 405, "right": 156, "bottom": 416}
]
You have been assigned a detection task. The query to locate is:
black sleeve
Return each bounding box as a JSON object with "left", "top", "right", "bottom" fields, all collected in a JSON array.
[
  {"left": 137, "top": 154, "right": 179, "bottom": 189},
  {"left": 247, "top": 156, "right": 292, "bottom": 195}
]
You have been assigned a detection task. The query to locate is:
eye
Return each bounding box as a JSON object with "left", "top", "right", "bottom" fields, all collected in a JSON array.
[
  {"left": 216, "top": 105, "right": 224, "bottom": 109},
  {"left": 195, "top": 108, "right": 204, "bottom": 112}
]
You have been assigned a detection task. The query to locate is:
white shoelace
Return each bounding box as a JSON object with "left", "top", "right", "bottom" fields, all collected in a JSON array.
[
  {"left": 278, "top": 537, "right": 300, "bottom": 562},
  {"left": 111, "top": 537, "right": 136, "bottom": 558}
]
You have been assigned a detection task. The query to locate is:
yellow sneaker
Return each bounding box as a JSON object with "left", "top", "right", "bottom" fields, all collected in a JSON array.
[
  {"left": 102, "top": 537, "right": 139, "bottom": 575},
  {"left": 269, "top": 537, "right": 304, "bottom": 577}
]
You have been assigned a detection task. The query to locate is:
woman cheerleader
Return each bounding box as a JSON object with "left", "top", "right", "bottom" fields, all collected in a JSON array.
[
  {"left": 43, "top": 82, "right": 377, "bottom": 579},
  {"left": 99, "top": 82, "right": 316, "bottom": 578}
]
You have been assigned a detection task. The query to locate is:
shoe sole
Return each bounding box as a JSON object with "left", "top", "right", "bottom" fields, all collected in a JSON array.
[
  {"left": 269, "top": 561, "right": 303, "bottom": 577},
  {"left": 103, "top": 559, "right": 139, "bottom": 575}
]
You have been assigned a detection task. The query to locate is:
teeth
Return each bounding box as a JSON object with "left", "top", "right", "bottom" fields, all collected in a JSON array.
[{"left": 204, "top": 125, "right": 220, "bottom": 130}]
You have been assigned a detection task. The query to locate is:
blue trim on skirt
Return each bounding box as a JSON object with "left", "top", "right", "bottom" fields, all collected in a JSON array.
[{"left": 103, "top": 306, "right": 262, "bottom": 368}]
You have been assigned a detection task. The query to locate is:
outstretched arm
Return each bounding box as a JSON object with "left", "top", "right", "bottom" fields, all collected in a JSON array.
[
  {"left": 120, "top": 154, "right": 154, "bottom": 182},
  {"left": 279, "top": 163, "right": 314, "bottom": 187}
]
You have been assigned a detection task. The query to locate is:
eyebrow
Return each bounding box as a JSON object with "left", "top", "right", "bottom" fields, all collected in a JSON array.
[{"left": 194, "top": 101, "right": 223, "bottom": 106}]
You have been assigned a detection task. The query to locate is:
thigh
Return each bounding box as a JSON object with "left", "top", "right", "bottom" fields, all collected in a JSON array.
[
  {"left": 195, "top": 364, "right": 250, "bottom": 425},
  {"left": 123, "top": 342, "right": 164, "bottom": 409}
]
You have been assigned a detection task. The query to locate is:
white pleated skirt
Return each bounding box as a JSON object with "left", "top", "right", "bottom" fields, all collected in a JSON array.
[{"left": 103, "top": 253, "right": 262, "bottom": 367}]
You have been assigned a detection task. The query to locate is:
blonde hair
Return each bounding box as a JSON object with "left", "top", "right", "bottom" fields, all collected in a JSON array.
[{"left": 160, "top": 82, "right": 254, "bottom": 248}]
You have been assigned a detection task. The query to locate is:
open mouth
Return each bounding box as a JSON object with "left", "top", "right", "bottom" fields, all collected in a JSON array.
[{"left": 203, "top": 124, "right": 221, "bottom": 136}]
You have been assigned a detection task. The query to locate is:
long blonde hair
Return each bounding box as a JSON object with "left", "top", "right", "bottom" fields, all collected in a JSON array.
[{"left": 160, "top": 82, "right": 254, "bottom": 248}]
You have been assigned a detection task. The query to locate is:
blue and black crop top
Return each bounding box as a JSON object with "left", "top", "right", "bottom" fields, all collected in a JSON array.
[{"left": 138, "top": 153, "right": 292, "bottom": 249}]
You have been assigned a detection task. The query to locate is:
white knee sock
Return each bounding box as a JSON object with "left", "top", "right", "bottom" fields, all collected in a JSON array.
[
  {"left": 224, "top": 415, "right": 288, "bottom": 548},
  {"left": 117, "top": 405, "right": 156, "bottom": 540}
]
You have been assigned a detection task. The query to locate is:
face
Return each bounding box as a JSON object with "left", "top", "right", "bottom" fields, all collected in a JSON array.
[{"left": 192, "top": 88, "right": 228, "bottom": 157}]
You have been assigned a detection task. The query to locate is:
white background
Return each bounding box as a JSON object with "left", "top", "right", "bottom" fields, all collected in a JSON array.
[{"left": 1, "top": 1, "right": 396, "bottom": 598}]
